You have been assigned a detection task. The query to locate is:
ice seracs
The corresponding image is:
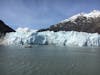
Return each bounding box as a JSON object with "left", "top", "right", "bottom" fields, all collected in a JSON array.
[{"left": 2, "top": 28, "right": 100, "bottom": 47}]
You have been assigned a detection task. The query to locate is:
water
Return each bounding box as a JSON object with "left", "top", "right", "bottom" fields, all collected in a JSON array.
[{"left": 0, "top": 46, "right": 100, "bottom": 75}]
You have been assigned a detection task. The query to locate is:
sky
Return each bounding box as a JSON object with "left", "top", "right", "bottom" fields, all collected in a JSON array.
[{"left": 0, "top": 0, "right": 100, "bottom": 29}]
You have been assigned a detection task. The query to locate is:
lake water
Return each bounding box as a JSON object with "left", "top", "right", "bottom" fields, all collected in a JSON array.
[{"left": 0, "top": 46, "right": 100, "bottom": 75}]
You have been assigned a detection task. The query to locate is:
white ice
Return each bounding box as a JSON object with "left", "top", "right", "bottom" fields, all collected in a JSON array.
[{"left": 3, "top": 28, "right": 100, "bottom": 47}]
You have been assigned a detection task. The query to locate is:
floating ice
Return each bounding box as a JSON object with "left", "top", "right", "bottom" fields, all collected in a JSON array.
[{"left": 3, "top": 28, "right": 100, "bottom": 47}]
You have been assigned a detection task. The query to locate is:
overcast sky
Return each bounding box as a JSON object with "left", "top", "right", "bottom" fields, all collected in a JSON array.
[{"left": 0, "top": 0, "right": 100, "bottom": 29}]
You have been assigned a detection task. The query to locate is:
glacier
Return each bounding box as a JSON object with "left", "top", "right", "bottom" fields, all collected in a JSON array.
[{"left": 2, "top": 28, "right": 100, "bottom": 47}]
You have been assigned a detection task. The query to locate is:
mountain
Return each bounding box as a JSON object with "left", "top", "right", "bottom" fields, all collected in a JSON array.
[
  {"left": 0, "top": 20, "right": 15, "bottom": 34},
  {"left": 38, "top": 10, "right": 100, "bottom": 34}
]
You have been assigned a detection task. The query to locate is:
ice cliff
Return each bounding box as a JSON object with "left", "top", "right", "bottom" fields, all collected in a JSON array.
[{"left": 3, "top": 28, "right": 100, "bottom": 47}]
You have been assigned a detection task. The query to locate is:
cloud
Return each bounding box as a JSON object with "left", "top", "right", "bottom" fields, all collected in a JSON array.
[{"left": 0, "top": 0, "right": 100, "bottom": 29}]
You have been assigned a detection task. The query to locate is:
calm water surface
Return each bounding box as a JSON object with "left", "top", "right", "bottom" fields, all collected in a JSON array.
[{"left": 0, "top": 46, "right": 100, "bottom": 75}]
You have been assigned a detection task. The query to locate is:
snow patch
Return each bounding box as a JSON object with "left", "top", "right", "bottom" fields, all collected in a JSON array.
[{"left": 61, "top": 10, "right": 100, "bottom": 23}]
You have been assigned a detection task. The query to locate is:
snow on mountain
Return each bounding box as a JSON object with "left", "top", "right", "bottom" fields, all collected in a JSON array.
[
  {"left": 2, "top": 27, "right": 100, "bottom": 47},
  {"left": 38, "top": 10, "right": 100, "bottom": 33},
  {"left": 61, "top": 10, "right": 100, "bottom": 23}
]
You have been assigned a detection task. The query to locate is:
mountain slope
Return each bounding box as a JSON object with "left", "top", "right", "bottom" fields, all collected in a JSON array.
[
  {"left": 0, "top": 20, "right": 15, "bottom": 34},
  {"left": 38, "top": 10, "right": 100, "bottom": 33}
]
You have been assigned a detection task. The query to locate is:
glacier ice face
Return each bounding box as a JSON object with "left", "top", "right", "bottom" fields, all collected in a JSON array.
[{"left": 3, "top": 28, "right": 100, "bottom": 47}]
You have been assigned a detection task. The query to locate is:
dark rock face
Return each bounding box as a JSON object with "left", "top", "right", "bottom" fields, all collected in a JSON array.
[
  {"left": 38, "top": 15, "right": 100, "bottom": 34},
  {"left": 0, "top": 20, "right": 15, "bottom": 34}
]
